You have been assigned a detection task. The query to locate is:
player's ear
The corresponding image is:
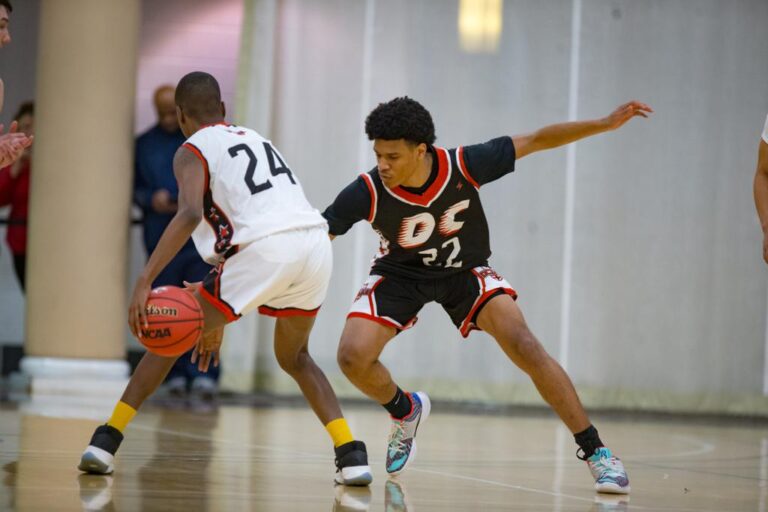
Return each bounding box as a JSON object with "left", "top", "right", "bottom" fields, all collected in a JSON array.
[
  {"left": 417, "top": 142, "right": 427, "bottom": 158},
  {"left": 220, "top": 101, "right": 226, "bottom": 119},
  {"left": 176, "top": 105, "right": 185, "bottom": 125}
]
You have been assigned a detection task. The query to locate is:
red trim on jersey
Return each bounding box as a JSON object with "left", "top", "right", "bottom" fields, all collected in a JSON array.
[
  {"left": 258, "top": 305, "right": 320, "bottom": 317},
  {"left": 360, "top": 173, "right": 377, "bottom": 222},
  {"left": 459, "top": 287, "right": 518, "bottom": 337},
  {"left": 199, "top": 285, "right": 239, "bottom": 323},
  {"left": 457, "top": 146, "right": 480, "bottom": 189},
  {"left": 389, "top": 147, "right": 450, "bottom": 207},
  {"left": 182, "top": 142, "right": 210, "bottom": 186},
  {"left": 347, "top": 312, "right": 404, "bottom": 331},
  {"left": 182, "top": 142, "right": 239, "bottom": 257}
]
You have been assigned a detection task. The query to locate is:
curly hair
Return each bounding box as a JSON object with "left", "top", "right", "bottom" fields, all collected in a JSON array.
[{"left": 365, "top": 97, "right": 436, "bottom": 145}]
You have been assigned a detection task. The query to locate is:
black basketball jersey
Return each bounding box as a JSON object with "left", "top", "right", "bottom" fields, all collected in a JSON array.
[{"left": 323, "top": 136, "right": 516, "bottom": 280}]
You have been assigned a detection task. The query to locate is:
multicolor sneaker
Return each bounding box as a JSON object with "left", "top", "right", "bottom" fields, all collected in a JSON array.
[
  {"left": 78, "top": 424, "right": 123, "bottom": 474},
  {"left": 334, "top": 441, "right": 373, "bottom": 486},
  {"left": 586, "top": 447, "right": 630, "bottom": 494},
  {"left": 386, "top": 391, "right": 431, "bottom": 475}
]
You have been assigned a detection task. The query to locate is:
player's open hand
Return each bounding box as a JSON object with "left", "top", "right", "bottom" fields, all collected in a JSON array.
[
  {"left": 128, "top": 277, "right": 151, "bottom": 338},
  {"left": 191, "top": 326, "right": 223, "bottom": 372},
  {"left": 603, "top": 101, "right": 653, "bottom": 131}
]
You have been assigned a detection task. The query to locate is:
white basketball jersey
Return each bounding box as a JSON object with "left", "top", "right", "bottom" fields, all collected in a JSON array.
[{"left": 183, "top": 124, "right": 327, "bottom": 264}]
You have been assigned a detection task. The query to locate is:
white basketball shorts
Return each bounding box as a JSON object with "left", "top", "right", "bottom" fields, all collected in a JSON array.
[{"left": 199, "top": 226, "right": 332, "bottom": 321}]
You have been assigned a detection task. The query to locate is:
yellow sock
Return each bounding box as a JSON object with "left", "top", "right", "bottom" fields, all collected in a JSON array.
[
  {"left": 106, "top": 401, "right": 137, "bottom": 433},
  {"left": 325, "top": 418, "right": 354, "bottom": 448}
]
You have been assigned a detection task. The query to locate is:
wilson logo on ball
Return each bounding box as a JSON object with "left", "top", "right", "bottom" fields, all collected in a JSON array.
[{"left": 145, "top": 305, "right": 179, "bottom": 317}]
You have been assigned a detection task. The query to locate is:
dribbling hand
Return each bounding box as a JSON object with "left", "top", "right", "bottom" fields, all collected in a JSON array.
[{"left": 128, "top": 277, "right": 151, "bottom": 338}]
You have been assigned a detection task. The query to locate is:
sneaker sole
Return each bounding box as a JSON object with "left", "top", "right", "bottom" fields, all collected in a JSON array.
[
  {"left": 387, "top": 392, "right": 430, "bottom": 476},
  {"left": 595, "top": 482, "right": 631, "bottom": 494},
  {"left": 78, "top": 446, "right": 115, "bottom": 474},
  {"left": 334, "top": 465, "right": 373, "bottom": 486}
]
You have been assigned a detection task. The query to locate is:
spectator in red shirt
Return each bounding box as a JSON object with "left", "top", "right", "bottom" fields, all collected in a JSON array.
[{"left": 0, "top": 100, "right": 33, "bottom": 290}]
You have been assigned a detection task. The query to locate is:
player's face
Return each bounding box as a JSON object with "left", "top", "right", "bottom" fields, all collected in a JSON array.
[
  {"left": 373, "top": 139, "right": 425, "bottom": 189},
  {"left": 0, "top": 7, "right": 11, "bottom": 48}
]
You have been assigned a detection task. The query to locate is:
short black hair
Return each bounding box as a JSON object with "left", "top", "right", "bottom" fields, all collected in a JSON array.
[
  {"left": 0, "top": 0, "right": 12, "bottom": 13},
  {"left": 365, "top": 97, "right": 436, "bottom": 145},
  {"left": 175, "top": 71, "right": 222, "bottom": 121},
  {"left": 13, "top": 100, "right": 32, "bottom": 121}
]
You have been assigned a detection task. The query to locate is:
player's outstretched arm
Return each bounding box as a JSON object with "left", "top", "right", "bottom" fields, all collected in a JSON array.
[
  {"left": 128, "top": 145, "right": 204, "bottom": 337},
  {"left": 754, "top": 139, "right": 768, "bottom": 264},
  {"left": 512, "top": 101, "right": 653, "bottom": 160}
]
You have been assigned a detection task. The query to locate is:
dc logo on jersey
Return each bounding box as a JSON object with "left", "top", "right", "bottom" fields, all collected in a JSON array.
[{"left": 398, "top": 200, "right": 470, "bottom": 248}]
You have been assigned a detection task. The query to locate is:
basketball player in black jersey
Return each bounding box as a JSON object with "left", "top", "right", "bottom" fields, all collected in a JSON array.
[{"left": 323, "top": 97, "right": 652, "bottom": 493}]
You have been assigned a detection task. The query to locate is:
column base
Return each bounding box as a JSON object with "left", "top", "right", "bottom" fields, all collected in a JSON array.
[{"left": 20, "top": 356, "right": 130, "bottom": 399}]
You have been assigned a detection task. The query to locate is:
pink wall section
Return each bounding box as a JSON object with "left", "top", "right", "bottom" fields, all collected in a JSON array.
[{"left": 135, "top": 0, "right": 244, "bottom": 134}]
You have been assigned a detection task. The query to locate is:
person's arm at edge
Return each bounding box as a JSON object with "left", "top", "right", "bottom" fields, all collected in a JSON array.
[
  {"left": 128, "top": 145, "right": 204, "bottom": 336},
  {"left": 512, "top": 100, "right": 653, "bottom": 160},
  {"left": 753, "top": 138, "right": 768, "bottom": 263}
]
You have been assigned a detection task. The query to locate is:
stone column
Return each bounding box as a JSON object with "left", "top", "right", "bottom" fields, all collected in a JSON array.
[{"left": 21, "top": 0, "right": 140, "bottom": 397}]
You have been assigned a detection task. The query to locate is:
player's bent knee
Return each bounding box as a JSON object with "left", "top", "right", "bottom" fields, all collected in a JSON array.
[
  {"left": 276, "top": 350, "right": 311, "bottom": 376},
  {"left": 337, "top": 342, "right": 369, "bottom": 378},
  {"left": 500, "top": 328, "right": 548, "bottom": 366}
]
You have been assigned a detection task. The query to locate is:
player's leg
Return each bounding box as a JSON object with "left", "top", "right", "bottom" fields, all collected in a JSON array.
[
  {"left": 272, "top": 314, "right": 371, "bottom": 485},
  {"left": 78, "top": 280, "right": 228, "bottom": 475},
  {"left": 256, "top": 227, "right": 372, "bottom": 485},
  {"left": 476, "top": 295, "right": 630, "bottom": 494},
  {"left": 336, "top": 277, "right": 430, "bottom": 476}
]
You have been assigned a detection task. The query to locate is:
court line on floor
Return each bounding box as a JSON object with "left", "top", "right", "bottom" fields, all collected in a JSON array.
[{"left": 84, "top": 421, "right": 734, "bottom": 512}]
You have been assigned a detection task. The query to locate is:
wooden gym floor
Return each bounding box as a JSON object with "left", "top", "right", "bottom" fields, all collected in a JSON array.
[{"left": 0, "top": 395, "right": 766, "bottom": 511}]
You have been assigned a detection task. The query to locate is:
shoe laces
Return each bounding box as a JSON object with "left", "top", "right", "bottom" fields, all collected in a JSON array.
[
  {"left": 388, "top": 419, "right": 408, "bottom": 456},
  {"left": 589, "top": 453, "right": 625, "bottom": 480}
]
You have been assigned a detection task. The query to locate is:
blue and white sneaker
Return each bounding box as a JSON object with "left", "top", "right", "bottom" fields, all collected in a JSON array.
[
  {"left": 587, "top": 447, "right": 630, "bottom": 494},
  {"left": 386, "top": 391, "right": 431, "bottom": 475}
]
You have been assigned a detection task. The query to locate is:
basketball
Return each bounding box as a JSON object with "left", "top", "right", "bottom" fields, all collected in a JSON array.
[{"left": 138, "top": 286, "right": 204, "bottom": 357}]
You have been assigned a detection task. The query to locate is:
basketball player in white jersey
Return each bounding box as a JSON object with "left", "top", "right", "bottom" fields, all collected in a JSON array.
[
  {"left": 78, "top": 72, "right": 372, "bottom": 486},
  {"left": 754, "top": 114, "right": 768, "bottom": 263}
]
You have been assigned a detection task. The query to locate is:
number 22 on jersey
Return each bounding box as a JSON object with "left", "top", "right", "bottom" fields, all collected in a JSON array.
[{"left": 396, "top": 199, "right": 470, "bottom": 268}]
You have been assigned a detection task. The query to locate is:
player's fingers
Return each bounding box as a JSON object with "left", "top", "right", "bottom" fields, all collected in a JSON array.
[
  {"left": 128, "top": 306, "right": 136, "bottom": 336},
  {"left": 132, "top": 305, "right": 141, "bottom": 338},
  {"left": 213, "top": 351, "right": 220, "bottom": 368},
  {"left": 8, "top": 121, "right": 17, "bottom": 133},
  {"left": 190, "top": 346, "right": 199, "bottom": 364}
]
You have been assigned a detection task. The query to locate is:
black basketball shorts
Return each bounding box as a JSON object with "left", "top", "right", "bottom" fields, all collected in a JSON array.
[{"left": 347, "top": 265, "right": 518, "bottom": 337}]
